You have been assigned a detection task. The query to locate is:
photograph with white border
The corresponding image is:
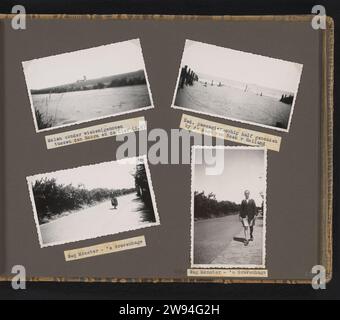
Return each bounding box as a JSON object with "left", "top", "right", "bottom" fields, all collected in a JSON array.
[
  {"left": 191, "top": 146, "right": 267, "bottom": 269},
  {"left": 172, "top": 40, "right": 303, "bottom": 132},
  {"left": 27, "top": 156, "right": 159, "bottom": 248},
  {"left": 22, "top": 39, "right": 154, "bottom": 133}
]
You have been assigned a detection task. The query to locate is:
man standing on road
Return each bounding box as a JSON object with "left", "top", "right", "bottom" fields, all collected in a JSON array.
[
  {"left": 239, "top": 190, "right": 258, "bottom": 246},
  {"left": 111, "top": 194, "right": 118, "bottom": 210}
]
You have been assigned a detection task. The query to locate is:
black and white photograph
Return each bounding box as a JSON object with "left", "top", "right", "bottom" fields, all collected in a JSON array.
[
  {"left": 22, "top": 39, "right": 153, "bottom": 132},
  {"left": 173, "top": 40, "right": 303, "bottom": 132},
  {"left": 191, "top": 146, "right": 266, "bottom": 268},
  {"left": 27, "top": 156, "right": 159, "bottom": 247}
]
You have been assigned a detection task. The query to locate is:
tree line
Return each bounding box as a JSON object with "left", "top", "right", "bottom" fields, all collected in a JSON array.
[
  {"left": 134, "top": 163, "right": 153, "bottom": 210},
  {"left": 31, "top": 75, "right": 147, "bottom": 95},
  {"left": 32, "top": 178, "right": 135, "bottom": 224},
  {"left": 134, "top": 163, "right": 157, "bottom": 223},
  {"left": 194, "top": 191, "right": 240, "bottom": 220}
]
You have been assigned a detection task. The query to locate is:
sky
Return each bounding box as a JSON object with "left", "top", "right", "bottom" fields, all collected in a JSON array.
[
  {"left": 23, "top": 39, "right": 145, "bottom": 90},
  {"left": 193, "top": 148, "right": 265, "bottom": 206},
  {"left": 30, "top": 160, "right": 138, "bottom": 190},
  {"left": 181, "top": 40, "right": 303, "bottom": 93}
]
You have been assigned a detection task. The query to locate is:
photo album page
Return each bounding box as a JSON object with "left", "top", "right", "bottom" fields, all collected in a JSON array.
[{"left": 0, "top": 15, "right": 333, "bottom": 284}]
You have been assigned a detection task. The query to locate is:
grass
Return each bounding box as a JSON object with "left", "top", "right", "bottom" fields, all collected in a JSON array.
[{"left": 35, "top": 109, "right": 54, "bottom": 130}]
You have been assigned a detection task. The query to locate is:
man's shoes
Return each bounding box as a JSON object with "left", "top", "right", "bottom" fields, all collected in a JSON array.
[
  {"left": 249, "top": 237, "right": 254, "bottom": 241},
  {"left": 244, "top": 240, "right": 249, "bottom": 246}
]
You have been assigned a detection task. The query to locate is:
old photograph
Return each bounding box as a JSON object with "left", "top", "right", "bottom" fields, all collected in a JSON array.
[
  {"left": 173, "top": 40, "right": 303, "bottom": 132},
  {"left": 191, "top": 146, "right": 266, "bottom": 268},
  {"left": 27, "top": 156, "right": 159, "bottom": 247},
  {"left": 22, "top": 39, "right": 153, "bottom": 132}
]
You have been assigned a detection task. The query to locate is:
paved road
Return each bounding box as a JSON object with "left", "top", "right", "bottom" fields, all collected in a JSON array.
[
  {"left": 211, "top": 219, "right": 264, "bottom": 267},
  {"left": 40, "top": 193, "right": 156, "bottom": 246},
  {"left": 193, "top": 214, "right": 264, "bottom": 266},
  {"left": 193, "top": 214, "right": 242, "bottom": 264}
]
